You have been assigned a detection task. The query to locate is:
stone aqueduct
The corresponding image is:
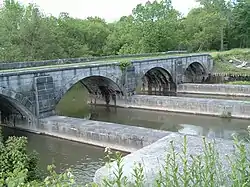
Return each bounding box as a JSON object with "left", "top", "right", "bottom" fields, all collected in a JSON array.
[{"left": 0, "top": 54, "right": 213, "bottom": 124}]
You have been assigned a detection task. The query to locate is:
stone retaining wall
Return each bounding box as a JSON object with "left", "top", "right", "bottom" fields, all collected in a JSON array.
[
  {"left": 178, "top": 83, "right": 250, "bottom": 97},
  {"left": 125, "top": 95, "right": 250, "bottom": 119},
  {"left": 34, "top": 116, "right": 168, "bottom": 153}
]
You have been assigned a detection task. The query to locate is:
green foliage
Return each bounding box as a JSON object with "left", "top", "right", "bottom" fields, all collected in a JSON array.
[
  {"left": 0, "top": 0, "right": 249, "bottom": 63},
  {"left": 119, "top": 61, "right": 132, "bottom": 71},
  {"left": 227, "top": 81, "right": 250, "bottom": 85},
  {"left": 91, "top": 135, "right": 250, "bottom": 187},
  {"left": 0, "top": 128, "right": 77, "bottom": 186},
  {"left": 210, "top": 48, "right": 250, "bottom": 74}
]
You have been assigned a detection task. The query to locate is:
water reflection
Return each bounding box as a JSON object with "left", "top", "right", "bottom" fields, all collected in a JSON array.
[{"left": 89, "top": 106, "right": 249, "bottom": 140}]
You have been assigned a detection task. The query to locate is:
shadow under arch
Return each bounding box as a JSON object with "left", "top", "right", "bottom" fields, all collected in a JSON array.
[
  {"left": 184, "top": 62, "right": 207, "bottom": 83},
  {"left": 0, "top": 87, "right": 36, "bottom": 126},
  {"left": 55, "top": 75, "right": 124, "bottom": 106},
  {"left": 141, "top": 67, "right": 177, "bottom": 96}
]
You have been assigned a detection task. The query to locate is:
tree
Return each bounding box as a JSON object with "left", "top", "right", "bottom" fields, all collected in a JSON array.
[
  {"left": 195, "top": 0, "right": 231, "bottom": 50},
  {"left": 229, "top": 0, "right": 250, "bottom": 48}
]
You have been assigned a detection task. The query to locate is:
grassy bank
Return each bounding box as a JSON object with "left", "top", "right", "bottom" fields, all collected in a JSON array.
[
  {"left": 227, "top": 81, "right": 250, "bottom": 85},
  {"left": 211, "top": 48, "right": 250, "bottom": 74}
]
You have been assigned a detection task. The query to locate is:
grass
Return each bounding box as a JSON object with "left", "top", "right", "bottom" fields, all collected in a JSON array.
[
  {"left": 227, "top": 81, "right": 250, "bottom": 85},
  {"left": 85, "top": 135, "right": 250, "bottom": 187},
  {"left": 211, "top": 48, "right": 250, "bottom": 75}
]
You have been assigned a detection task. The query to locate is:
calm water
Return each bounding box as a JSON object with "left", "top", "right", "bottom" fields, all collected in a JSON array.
[
  {"left": 89, "top": 106, "right": 249, "bottom": 140},
  {"left": 2, "top": 105, "right": 250, "bottom": 185},
  {"left": 2, "top": 126, "right": 106, "bottom": 185}
]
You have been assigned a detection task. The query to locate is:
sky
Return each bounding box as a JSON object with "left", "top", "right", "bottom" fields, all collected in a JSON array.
[{"left": 1, "top": 0, "right": 199, "bottom": 22}]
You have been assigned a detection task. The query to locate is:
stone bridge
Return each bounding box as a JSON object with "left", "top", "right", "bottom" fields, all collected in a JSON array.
[{"left": 0, "top": 54, "right": 213, "bottom": 124}]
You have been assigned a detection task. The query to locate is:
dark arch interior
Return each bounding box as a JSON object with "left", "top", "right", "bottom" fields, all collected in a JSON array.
[
  {"left": 56, "top": 76, "right": 124, "bottom": 109},
  {"left": 0, "top": 95, "right": 29, "bottom": 126},
  {"left": 80, "top": 76, "right": 123, "bottom": 105},
  {"left": 184, "top": 62, "right": 206, "bottom": 83},
  {"left": 141, "top": 67, "right": 177, "bottom": 96}
]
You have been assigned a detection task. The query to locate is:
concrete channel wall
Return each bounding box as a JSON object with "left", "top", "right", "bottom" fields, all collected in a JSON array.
[
  {"left": 125, "top": 95, "right": 250, "bottom": 119},
  {"left": 34, "top": 116, "right": 168, "bottom": 153},
  {"left": 178, "top": 83, "right": 250, "bottom": 97}
]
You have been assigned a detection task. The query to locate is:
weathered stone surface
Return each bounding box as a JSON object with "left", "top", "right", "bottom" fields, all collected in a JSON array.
[
  {"left": 178, "top": 83, "right": 250, "bottom": 97},
  {"left": 125, "top": 95, "right": 250, "bottom": 119},
  {"left": 38, "top": 116, "right": 169, "bottom": 152},
  {"left": 0, "top": 51, "right": 188, "bottom": 70},
  {"left": 93, "top": 133, "right": 238, "bottom": 186},
  {"left": 0, "top": 54, "right": 213, "bottom": 121}
]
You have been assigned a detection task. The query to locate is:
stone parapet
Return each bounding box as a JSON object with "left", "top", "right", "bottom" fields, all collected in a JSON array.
[{"left": 0, "top": 51, "right": 187, "bottom": 70}]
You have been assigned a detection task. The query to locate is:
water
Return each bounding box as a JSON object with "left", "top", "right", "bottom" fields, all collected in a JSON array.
[
  {"left": 2, "top": 126, "right": 106, "bottom": 185},
  {"left": 89, "top": 106, "right": 250, "bottom": 140}
]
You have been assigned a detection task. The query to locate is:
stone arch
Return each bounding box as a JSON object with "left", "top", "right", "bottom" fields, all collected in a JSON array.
[
  {"left": 0, "top": 87, "right": 36, "bottom": 125},
  {"left": 141, "top": 67, "right": 177, "bottom": 96},
  {"left": 55, "top": 74, "right": 123, "bottom": 106},
  {"left": 184, "top": 61, "right": 207, "bottom": 83}
]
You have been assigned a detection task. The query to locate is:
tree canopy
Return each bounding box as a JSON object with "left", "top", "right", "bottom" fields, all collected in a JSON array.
[{"left": 0, "top": 0, "right": 249, "bottom": 62}]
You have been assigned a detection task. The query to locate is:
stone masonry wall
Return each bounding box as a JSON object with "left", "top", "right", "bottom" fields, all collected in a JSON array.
[
  {"left": 33, "top": 76, "right": 56, "bottom": 118},
  {"left": 126, "top": 95, "right": 250, "bottom": 119},
  {"left": 178, "top": 83, "right": 250, "bottom": 96}
]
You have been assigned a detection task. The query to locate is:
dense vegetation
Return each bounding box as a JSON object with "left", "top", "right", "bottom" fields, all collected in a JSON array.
[{"left": 0, "top": 0, "right": 249, "bottom": 62}]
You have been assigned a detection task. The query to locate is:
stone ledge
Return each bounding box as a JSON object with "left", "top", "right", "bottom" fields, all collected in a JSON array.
[
  {"left": 126, "top": 95, "right": 250, "bottom": 119},
  {"left": 38, "top": 116, "right": 169, "bottom": 153},
  {"left": 178, "top": 84, "right": 250, "bottom": 97},
  {"left": 93, "top": 133, "right": 241, "bottom": 186}
]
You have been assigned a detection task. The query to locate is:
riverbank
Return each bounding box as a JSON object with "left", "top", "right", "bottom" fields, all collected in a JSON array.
[{"left": 211, "top": 48, "right": 250, "bottom": 74}]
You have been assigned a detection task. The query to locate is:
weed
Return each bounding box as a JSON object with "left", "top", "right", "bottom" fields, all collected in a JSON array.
[{"left": 91, "top": 135, "right": 250, "bottom": 187}]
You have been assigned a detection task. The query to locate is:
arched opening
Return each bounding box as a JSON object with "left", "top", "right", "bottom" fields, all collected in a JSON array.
[
  {"left": 184, "top": 62, "right": 206, "bottom": 83},
  {"left": 140, "top": 67, "right": 177, "bottom": 96},
  {"left": 0, "top": 94, "right": 34, "bottom": 127},
  {"left": 55, "top": 76, "right": 123, "bottom": 118}
]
